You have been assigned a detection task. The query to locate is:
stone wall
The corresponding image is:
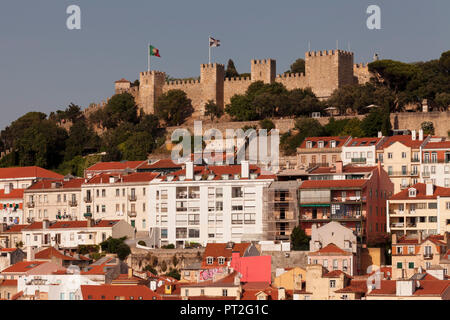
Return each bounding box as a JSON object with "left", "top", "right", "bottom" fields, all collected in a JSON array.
[{"left": 391, "top": 111, "right": 450, "bottom": 137}]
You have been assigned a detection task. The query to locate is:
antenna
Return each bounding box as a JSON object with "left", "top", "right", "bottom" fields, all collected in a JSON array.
[{"left": 308, "top": 41, "right": 311, "bottom": 52}]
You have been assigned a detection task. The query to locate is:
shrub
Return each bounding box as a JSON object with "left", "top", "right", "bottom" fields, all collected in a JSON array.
[{"left": 138, "top": 240, "right": 147, "bottom": 246}]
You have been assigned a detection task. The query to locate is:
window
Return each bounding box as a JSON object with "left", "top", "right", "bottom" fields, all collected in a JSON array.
[
  {"left": 346, "top": 152, "right": 351, "bottom": 159},
  {"left": 323, "top": 259, "right": 328, "bottom": 268},
  {"left": 396, "top": 246, "right": 403, "bottom": 254},
  {"left": 232, "top": 187, "right": 243, "bottom": 198},
  {"left": 397, "top": 262, "right": 403, "bottom": 269},
  {"left": 333, "top": 259, "right": 338, "bottom": 270},
  {"left": 206, "top": 257, "right": 214, "bottom": 265},
  {"left": 218, "top": 257, "right": 225, "bottom": 265},
  {"left": 428, "top": 202, "right": 437, "bottom": 209},
  {"left": 222, "top": 289, "right": 228, "bottom": 296},
  {"left": 101, "top": 205, "right": 106, "bottom": 213},
  {"left": 102, "top": 189, "right": 106, "bottom": 197},
  {"left": 330, "top": 280, "right": 336, "bottom": 288},
  {"left": 408, "top": 246, "right": 414, "bottom": 254},
  {"left": 116, "top": 189, "right": 120, "bottom": 197},
  {"left": 402, "top": 152, "right": 407, "bottom": 159},
  {"left": 408, "top": 262, "right": 415, "bottom": 269},
  {"left": 388, "top": 152, "right": 393, "bottom": 159}
]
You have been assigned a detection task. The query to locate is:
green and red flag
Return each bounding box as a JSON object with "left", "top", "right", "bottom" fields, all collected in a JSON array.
[{"left": 149, "top": 45, "right": 160, "bottom": 57}]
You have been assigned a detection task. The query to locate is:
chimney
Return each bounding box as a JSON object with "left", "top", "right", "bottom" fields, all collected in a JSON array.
[
  {"left": 336, "top": 161, "right": 343, "bottom": 174},
  {"left": 241, "top": 160, "right": 249, "bottom": 179},
  {"left": 186, "top": 161, "right": 194, "bottom": 180},
  {"left": 418, "top": 230, "right": 423, "bottom": 242},
  {"left": 278, "top": 287, "right": 286, "bottom": 300},
  {"left": 392, "top": 233, "right": 397, "bottom": 244},
  {"left": 444, "top": 232, "right": 449, "bottom": 248},
  {"left": 4, "top": 184, "right": 11, "bottom": 195},
  {"left": 377, "top": 131, "right": 382, "bottom": 138},
  {"left": 128, "top": 267, "right": 133, "bottom": 279},
  {"left": 396, "top": 279, "right": 416, "bottom": 296},
  {"left": 43, "top": 219, "right": 50, "bottom": 229},
  {"left": 426, "top": 182, "right": 434, "bottom": 196},
  {"left": 27, "top": 246, "right": 35, "bottom": 261},
  {"left": 419, "top": 129, "right": 424, "bottom": 141},
  {"left": 411, "top": 130, "right": 416, "bottom": 141}
]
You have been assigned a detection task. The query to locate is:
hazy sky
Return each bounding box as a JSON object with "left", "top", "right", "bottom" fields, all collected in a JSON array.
[{"left": 0, "top": 0, "right": 449, "bottom": 130}]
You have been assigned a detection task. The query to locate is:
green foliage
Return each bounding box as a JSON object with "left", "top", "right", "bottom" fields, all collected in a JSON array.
[
  {"left": 172, "top": 254, "right": 179, "bottom": 266},
  {"left": 102, "top": 93, "right": 139, "bottom": 129},
  {"left": 421, "top": 121, "right": 435, "bottom": 135},
  {"left": 369, "top": 59, "right": 419, "bottom": 92},
  {"left": 361, "top": 107, "right": 392, "bottom": 137},
  {"left": 138, "top": 240, "right": 147, "bottom": 246},
  {"left": 204, "top": 100, "right": 223, "bottom": 121},
  {"left": 160, "top": 260, "right": 168, "bottom": 272},
  {"left": 341, "top": 118, "right": 365, "bottom": 137},
  {"left": 165, "top": 268, "right": 181, "bottom": 280},
  {"left": 116, "top": 242, "right": 131, "bottom": 261},
  {"left": 77, "top": 244, "right": 100, "bottom": 255},
  {"left": 100, "top": 236, "right": 130, "bottom": 261},
  {"left": 281, "top": 118, "right": 325, "bottom": 156},
  {"left": 290, "top": 226, "right": 310, "bottom": 251},
  {"left": 225, "top": 59, "right": 239, "bottom": 78},
  {"left": 289, "top": 58, "right": 305, "bottom": 74},
  {"left": 439, "top": 51, "right": 450, "bottom": 73},
  {"left": 121, "top": 131, "right": 155, "bottom": 161},
  {"left": 259, "top": 119, "right": 275, "bottom": 131},
  {"left": 143, "top": 264, "right": 157, "bottom": 275},
  {"left": 161, "top": 244, "right": 175, "bottom": 249},
  {"left": 155, "top": 89, "right": 194, "bottom": 126},
  {"left": 15, "top": 241, "right": 23, "bottom": 248}
]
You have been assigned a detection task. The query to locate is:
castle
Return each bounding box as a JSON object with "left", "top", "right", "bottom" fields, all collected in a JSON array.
[{"left": 114, "top": 50, "right": 371, "bottom": 117}]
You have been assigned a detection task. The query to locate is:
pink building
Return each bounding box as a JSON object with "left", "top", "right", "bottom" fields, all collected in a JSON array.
[{"left": 230, "top": 251, "right": 271, "bottom": 283}]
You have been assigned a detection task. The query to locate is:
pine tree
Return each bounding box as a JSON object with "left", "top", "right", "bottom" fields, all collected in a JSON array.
[{"left": 225, "top": 59, "right": 239, "bottom": 78}]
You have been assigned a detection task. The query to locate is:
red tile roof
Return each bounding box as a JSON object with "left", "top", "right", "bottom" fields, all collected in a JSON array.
[
  {"left": 299, "top": 136, "right": 350, "bottom": 149},
  {"left": 368, "top": 280, "right": 450, "bottom": 297},
  {"left": 181, "top": 271, "right": 239, "bottom": 288},
  {"left": 423, "top": 141, "right": 450, "bottom": 149},
  {"left": 84, "top": 172, "right": 159, "bottom": 184},
  {"left": 309, "top": 243, "right": 352, "bottom": 256},
  {"left": 81, "top": 285, "right": 161, "bottom": 300},
  {"left": 0, "top": 166, "right": 63, "bottom": 180},
  {"left": 34, "top": 247, "right": 90, "bottom": 261},
  {"left": 378, "top": 135, "right": 428, "bottom": 150},
  {"left": 138, "top": 159, "right": 183, "bottom": 170},
  {"left": 390, "top": 183, "right": 450, "bottom": 200},
  {"left": 2, "top": 224, "right": 28, "bottom": 233},
  {"left": 309, "top": 165, "right": 376, "bottom": 175},
  {"left": 0, "top": 248, "right": 19, "bottom": 253},
  {"left": 335, "top": 280, "right": 368, "bottom": 294},
  {"left": 0, "top": 279, "right": 17, "bottom": 287},
  {"left": 0, "top": 189, "right": 24, "bottom": 200},
  {"left": 241, "top": 282, "right": 278, "bottom": 300},
  {"left": 115, "top": 78, "right": 130, "bottom": 83},
  {"left": 202, "top": 243, "right": 251, "bottom": 268},
  {"left": 323, "top": 270, "right": 352, "bottom": 278},
  {"left": 86, "top": 161, "right": 145, "bottom": 172},
  {"left": 346, "top": 137, "right": 382, "bottom": 147},
  {"left": 0, "top": 261, "right": 47, "bottom": 273},
  {"left": 26, "top": 178, "right": 84, "bottom": 191},
  {"left": 299, "top": 179, "right": 368, "bottom": 189},
  {"left": 22, "top": 220, "right": 120, "bottom": 231}
]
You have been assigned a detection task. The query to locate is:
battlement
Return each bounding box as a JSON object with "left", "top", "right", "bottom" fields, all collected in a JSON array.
[
  {"left": 276, "top": 72, "right": 306, "bottom": 79},
  {"left": 306, "top": 50, "right": 354, "bottom": 57},
  {"left": 201, "top": 63, "right": 225, "bottom": 69},
  {"left": 166, "top": 79, "right": 201, "bottom": 86},
  {"left": 354, "top": 63, "right": 368, "bottom": 68},
  {"left": 251, "top": 59, "right": 275, "bottom": 65},
  {"left": 140, "top": 70, "right": 166, "bottom": 77},
  {"left": 224, "top": 76, "right": 251, "bottom": 82}
]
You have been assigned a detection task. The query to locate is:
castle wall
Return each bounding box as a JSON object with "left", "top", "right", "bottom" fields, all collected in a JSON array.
[
  {"left": 162, "top": 80, "right": 203, "bottom": 117},
  {"left": 251, "top": 59, "right": 276, "bottom": 84},
  {"left": 224, "top": 77, "right": 252, "bottom": 106},
  {"left": 275, "top": 73, "right": 309, "bottom": 91},
  {"left": 353, "top": 63, "right": 371, "bottom": 85}
]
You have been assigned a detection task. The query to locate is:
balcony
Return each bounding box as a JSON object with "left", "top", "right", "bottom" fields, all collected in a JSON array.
[
  {"left": 351, "top": 158, "right": 367, "bottom": 164},
  {"left": 423, "top": 253, "right": 433, "bottom": 260},
  {"left": 68, "top": 200, "right": 77, "bottom": 207},
  {"left": 84, "top": 197, "right": 92, "bottom": 203},
  {"left": 390, "top": 223, "right": 404, "bottom": 228},
  {"left": 411, "top": 158, "right": 420, "bottom": 163},
  {"left": 83, "top": 212, "right": 92, "bottom": 218},
  {"left": 422, "top": 172, "right": 430, "bottom": 178},
  {"left": 388, "top": 171, "right": 410, "bottom": 177},
  {"left": 27, "top": 202, "right": 35, "bottom": 208},
  {"left": 128, "top": 210, "right": 137, "bottom": 218},
  {"left": 128, "top": 195, "right": 137, "bottom": 202}
]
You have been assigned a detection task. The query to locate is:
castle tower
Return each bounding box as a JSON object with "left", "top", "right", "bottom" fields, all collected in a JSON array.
[
  {"left": 114, "top": 78, "right": 131, "bottom": 94},
  {"left": 200, "top": 63, "right": 225, "bottom": 117},
  {"left": 139, "top": 70, "right": 166, "bottom": 114},
  {"left": 251, "top": 59, "right": 276, "bottom": 84},
  {"left": 305, "top": 50, "right": 354, "bottom": 99}
]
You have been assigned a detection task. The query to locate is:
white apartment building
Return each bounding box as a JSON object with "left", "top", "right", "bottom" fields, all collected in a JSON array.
[
  {"left": 148, "top": 161, "right": 275, "bottom": 248},
  {"left": 0, "top": 186, "right": 24, "bottom": 225},
  {"left": 0, "top": 166, "right": 63, "bottom": 190},
  {"left": 22, "top": 219, "right": 134, "bottom": 250},
  {"left": 80, "top": 172, "right": 159, "bottom": 236},
  {"left": 421, "top": 140, "right": 450, "bottom": 187},
  {"left": 341, "top": 137, "right": 385, "bottom": 166}
]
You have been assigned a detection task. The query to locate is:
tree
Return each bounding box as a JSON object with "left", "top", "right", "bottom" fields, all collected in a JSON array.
[
  {"left": 160, "top": 260, "right": 168, "bottom": 272},
  {"left": 225, "top": 59, "right": 239, "bottom": 78},
  {"left": 116, "top": 242, "right": 131, "bottom": 261},
  {"left": 144, "top": 265, "right": 157, "bottom": 275},
  {"left": 204, "top": 100, "right": 223, "bottom": 121},
  {"left": 435, "top": 92, "right": 450, "bottom": 109},
  {"left": 64, "top": 119, "right": 100, "bottom": 161},
  {"left": 155, "top": 89, "right": 194, "bottom": 126},
  {"left": 369, "top": 60, "right": 419, "bottom": 92},
  {"left": 289, "top": 58, "right": 305, "bottom": 74},
  {"left": 102, "top": 93, "right": 139, "bottom": 129},
  {"left": 421, "top": 121, "right": 435, "bottom": 135},
  {"left": 172, "top": 254, "right": 179, "bottom": 266},
  {"left": 121, "top": 131, "right": 155, "bottom": 161},
  {"left": 439, "top": 51, "right": 450, "bottom": 73},
  {"left": 259, "top": 119, "right": 275, "bottom": 131},
  {"left": 290, "top": 226, "right": 309, "bottom": 251},
  {"left": 165, "top": 268, "right": 181, "bottom": 280},
  {"left": 361, "top": 107, "right": 392, "bottom": 137}
]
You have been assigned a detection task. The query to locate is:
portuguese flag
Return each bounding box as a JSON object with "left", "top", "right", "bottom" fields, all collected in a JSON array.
[{"left": 149, "top": 45, "right": 160, "bottom": 57}]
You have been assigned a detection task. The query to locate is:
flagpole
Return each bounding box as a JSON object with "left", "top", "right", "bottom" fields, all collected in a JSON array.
[
  {"left": 148, "top": 43, "right": 150, "bottom": 72},
  {"left": 208, "top": 36, "right": 211, "bottom": 64}
]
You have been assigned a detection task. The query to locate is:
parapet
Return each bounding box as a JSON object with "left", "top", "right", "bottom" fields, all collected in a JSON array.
[
  {"left": 251, "top": 59, "right": 276, "bottom": 64},
  {"left": 166, "top": 79, "right": 201, "bottom": 86},
  {"left": 201, "top": 63, "right": 225, "bottom": 69},
  {"left": 306, "top": 50, "right": 354, "bottom": 57},
  {"left": 224, "top": 76, "right": 251, "bottom": 82},
  {"left": 276, "top": 72, "right": 306, "bottom": 79},
  {"left": 140, "top": 70, "right": 166, "bottom": 77},
  {"left": 354, "top": 63, "right": 368, "bottom": 69}
]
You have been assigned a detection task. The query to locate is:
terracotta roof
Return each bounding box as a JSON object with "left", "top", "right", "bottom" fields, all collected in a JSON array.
[
  {"left": 335, "top": 280, "right": 368, "bottom": 294},
  {"left": 0, "top": 166, "right": 63, "bottom": 180},
  {"left": 202, "top": 243, "right": 251, "bottom": 268},
  {"left": 84, "top": 172, "right": 159, "bottom": 184},
  {"left": 241, "top": 282, "right": 279, "bottom": 300},
  {"left": 346, "top": 137, "right": 382, "bottom": 147},
  {"left": 138, "top": 159, "right": 183, "bottom": 170},
  {"left": 389, "top": 183, "right": 450, "bottom": 200},
  {"left": 180, "top": 271, "right": 239, "bottom": 288},
  {"left": 23, "top": 220, "right": 120, "bottom": 230},
  {"left": 86, "top": 161, "right": 145, "bottom": 172},
  {"left": 323, "top": 270, "right": 352, "bottom": 278},
  {"left": 299, "top": 136, "right": 350, "bottom": 149},
  {"left": 81, "top": 285, "right": 161, "bottom": 300},
  {"left": 0, "top": 261, "right": 47, "bottom": 273},
  {"left": 0, "top": 279, "right": 17, "bottom": 287},
  {"left": 378, "top": 135, "right": 428, "bottom": 150},
  {"left": 368, "top": 280, "right": 450, "bottom": 297},
  {"left": 115, "top": 78, "right": 130, "bottom": 83},
  {"left": 26, "top": 178, "right": 84, "bottom": 191},
  {"left": 0, "top": 189, "right": 24, "bottom": 199},
  {"left": 34, "top": 247, "right": 90, "bottom": 261},
  {"left": 2, "top": 224, "right": 28, "bottom": 233},
  {"left": 11, "top": 291, "right": 23, "bottom": 300},
  {"left": 309, "top": 165, "right": 376, "bottom": 175},
  {"left": 309, "top": 243, "right": 352, "bottom": 256},
  {"left": 187, "top": 296, "right": 237, "bottom": 300},
  {"left": 0, "top": 248, "right": 19, "bottom": 252},
  {"left": 423, "top": 141, "right": 450, "bottom": 149},
  {"left": 299, "top": 179, "right": 368, "bottom": 189}
]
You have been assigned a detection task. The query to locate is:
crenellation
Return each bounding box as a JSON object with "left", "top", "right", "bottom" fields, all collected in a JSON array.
[{"left": 109, "top": 49, "right": 370, "bottom": 118}]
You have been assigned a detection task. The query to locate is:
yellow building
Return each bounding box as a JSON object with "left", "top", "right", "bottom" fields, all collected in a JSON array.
[{"left": 273, "top": 267, "right": 306, "bottom": 291}]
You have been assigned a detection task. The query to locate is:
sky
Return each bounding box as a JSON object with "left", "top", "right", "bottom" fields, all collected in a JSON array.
[{"left": 0, "top": 0, "right": 449, "bottom": 130}]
